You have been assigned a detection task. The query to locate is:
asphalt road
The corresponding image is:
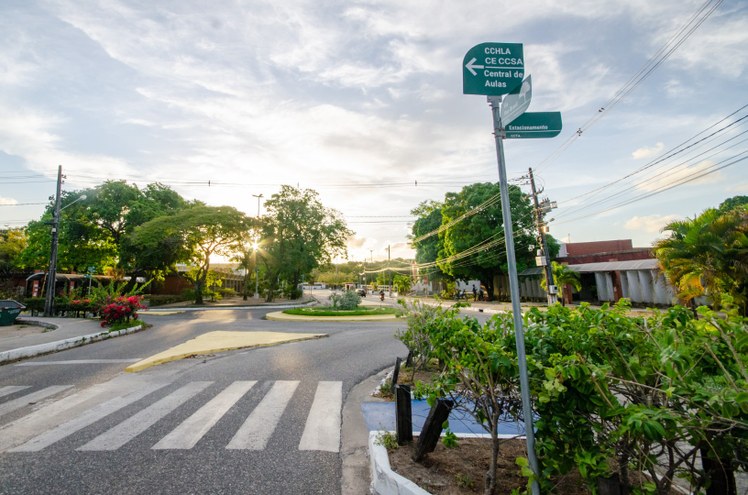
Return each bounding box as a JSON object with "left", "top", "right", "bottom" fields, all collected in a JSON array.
[{"left": 0, "top": 306, "right": 408, "bottom": 495}]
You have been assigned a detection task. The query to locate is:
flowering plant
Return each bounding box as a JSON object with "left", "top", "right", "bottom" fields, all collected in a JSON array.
[{"left": 99, "top": 295, "right": 147, "bottom": 328}]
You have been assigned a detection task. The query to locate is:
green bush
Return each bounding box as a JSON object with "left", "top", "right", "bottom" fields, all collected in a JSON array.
[{"left": 329, "top": 290, "right": 360, "bottom": 310}]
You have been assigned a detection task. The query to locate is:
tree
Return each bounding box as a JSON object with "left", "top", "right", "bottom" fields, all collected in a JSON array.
[
  {"left": 541, "top": 261, "right": 582, "bottom": 306},
  {"left": 392, "top": 273, "right": 412, "bottom": 294},
  {"left": 0, "top": 228, "right": 28, "bottom": 275},
  {"left": 131, "top": 205, "right": 252, "bottom": 304},
  {"left": 423, "top": 182, "right": 535, "bottom": 299},
  {"left": 654, "top": 201, "right": 747, "bottom": 314},
  {"left": 18, "top": 181, "right": 189, "bottom": 281},
  {"left": 261, "top": 186, "right": 352, "bottom": 301}
]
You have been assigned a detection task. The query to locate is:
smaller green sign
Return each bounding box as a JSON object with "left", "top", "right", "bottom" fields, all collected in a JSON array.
[{"left": 505, "top": 112, "right": 562, "bottom": 139}]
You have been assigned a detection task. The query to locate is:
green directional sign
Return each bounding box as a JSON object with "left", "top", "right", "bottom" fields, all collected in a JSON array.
[
  {"left": 463, "top": 42, "right": 524, "bottom": 96},
  {"left": 505, "top": 112, "right": 562, "bottom": 139}
]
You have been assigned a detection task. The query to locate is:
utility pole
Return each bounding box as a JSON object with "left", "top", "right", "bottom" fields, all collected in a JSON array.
[
  {"left": 44, "top": 166, "right": 63, "bottom": 317},
  {"left": 528, "top": 168, "right": 557, "bottom": 305}
]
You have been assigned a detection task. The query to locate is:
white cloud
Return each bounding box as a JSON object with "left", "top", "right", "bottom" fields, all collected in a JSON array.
[
  {"left": 636, "top": 160, "right": 723, "bottom": 192},
  {"left": 632, "top": 142, "right": 665, "bottom": 160},
  {"left": 625, "top": 214, "right": 681, "bottom": 233}
]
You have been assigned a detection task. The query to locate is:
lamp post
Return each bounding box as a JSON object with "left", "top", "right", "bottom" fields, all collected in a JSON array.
[
  {"left": 252, "top": 194, "right": 263, "bottom": 299},
  {"left": 44, "top": 166, "right": 87, "bottom": 316}
]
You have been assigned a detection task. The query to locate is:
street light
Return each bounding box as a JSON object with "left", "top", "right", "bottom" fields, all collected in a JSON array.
[
  {"left": 44, "top": 191, "right": 87, "bottom": 317},
  {"left": 252, "top": 194, "right": 263, "bottom": 299}
]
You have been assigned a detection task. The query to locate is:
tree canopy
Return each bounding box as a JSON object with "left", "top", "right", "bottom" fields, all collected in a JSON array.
[
  {"left": 410, "top": 182, "right": 536, "bottom": 298},
  {"left": 261, "top": 185, "right": 352, "bottom": 300},
  {"left": 654, "top": 197, "right": 747, "bottom": 314},
  {"left": 131, "top": 204, "right": 252, "bottom": 304}
]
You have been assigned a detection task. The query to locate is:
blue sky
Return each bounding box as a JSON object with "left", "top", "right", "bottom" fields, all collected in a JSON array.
[{"left": 0, "top": 0, "right": 746, "bottom": 262}]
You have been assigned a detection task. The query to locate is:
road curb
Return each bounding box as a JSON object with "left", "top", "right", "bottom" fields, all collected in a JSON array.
[
  {"left": 0, "top": 324, "right": 146, "bottom": 365},
  {"left": 369, "top": 431, "right": 431, "bottom": 495}
]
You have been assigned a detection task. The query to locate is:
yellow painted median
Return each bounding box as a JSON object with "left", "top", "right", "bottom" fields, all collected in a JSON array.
[{"left": 125, "top": 331, "right": 326, "bottom": 372}]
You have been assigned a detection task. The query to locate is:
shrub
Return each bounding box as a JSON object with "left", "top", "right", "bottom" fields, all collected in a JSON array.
[
  {"left": 100, "top": 295, "right": 146, "bottom": 328},
  {"left": 329, "top": 290, "right": 360, "bottom": 310}
]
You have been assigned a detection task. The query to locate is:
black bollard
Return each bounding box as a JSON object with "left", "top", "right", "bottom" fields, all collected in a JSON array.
[
  {"left": 412, "top": 398, "right": 453, "bottom": 462},
  {"left": 395, "top": 384, "right": 413, "bottom": 445}
]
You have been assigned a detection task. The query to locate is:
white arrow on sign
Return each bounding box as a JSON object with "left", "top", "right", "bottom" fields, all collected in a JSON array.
[
  {"left": 465, "top": 57, "right": 485, "bottom": 76},
  {"left": 501, "top": 75, "right": 532, "bottom": 125}
]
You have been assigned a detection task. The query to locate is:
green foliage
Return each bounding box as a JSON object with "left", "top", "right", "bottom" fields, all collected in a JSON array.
[
  {"left": 132, "top": 205, "right": 251, "bottom": 304},
  {"left": 0, "top": 228, "right": 27, "bottom": 273},
  {"left": 392, "top": 273, "right": 412, "bottom": 294},
  {"left": 375, "top": 431, "right": 399, "bottom": 451},
  {"left": 400, "top": 299, "right": 748, "bottom": 494},
  {"left": 410, "top": 182, "right": 536, "bottom": 298},
  {"left": 329, "top": 290, "right": 362, "bottom": 310},
  {"left": 654, "top": 200, "right": 747, "bottom": 314},
  {"left": 261, "top": 186, "right": 352, "bottom": 302}
]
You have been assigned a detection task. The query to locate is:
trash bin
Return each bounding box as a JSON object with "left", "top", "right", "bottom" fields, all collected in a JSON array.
[{"left": 0, "top": 300, "right": 26, "bottom": 326}]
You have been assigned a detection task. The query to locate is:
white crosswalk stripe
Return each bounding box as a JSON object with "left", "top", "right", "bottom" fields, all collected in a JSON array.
[
  {"left": 299, "top": 381, "right": 342, "bottom": 452},
  {"left": 8, "top": 382, "right": 167, "bottom": 452},
  {"left": 0, "top": 385, "right": 73, "bottom": 418},
  {"left": 0, "top": 380, "right": 342, "bottom": 453},
  {"left": 0, "top": 386, "right": 30, "bottom": 399},
  {"left": 226, "top": 380, "right": 299, "bottom": 450},
  {"left": 153, "top": 380, "right": 256, "bottom": 450},
  {"left": 78, "top": 381, "right": 213, "bottom": 451}
]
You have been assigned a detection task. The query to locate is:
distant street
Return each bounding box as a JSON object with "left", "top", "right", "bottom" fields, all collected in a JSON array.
[{"left": 0, "top": 305, "right": 406, "bottom": 494}]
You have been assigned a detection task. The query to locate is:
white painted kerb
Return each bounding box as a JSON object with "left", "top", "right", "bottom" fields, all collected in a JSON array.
[{"left": 368, "top": 431, "right": 431, "bottom": 495}]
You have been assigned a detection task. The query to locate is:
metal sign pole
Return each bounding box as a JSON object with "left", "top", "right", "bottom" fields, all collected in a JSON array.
[{"left": 488, "top": 95, "right": 541, "bottom": 495}]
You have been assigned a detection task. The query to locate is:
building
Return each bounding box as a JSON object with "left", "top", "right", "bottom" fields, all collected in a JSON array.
[{"left": 520, "top": 240, "right": 677, "bottom": 307}]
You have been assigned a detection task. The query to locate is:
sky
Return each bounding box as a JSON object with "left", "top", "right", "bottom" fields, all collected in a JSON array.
[{"left": 0, "top": 0, "right": 746, "bottom": 264}]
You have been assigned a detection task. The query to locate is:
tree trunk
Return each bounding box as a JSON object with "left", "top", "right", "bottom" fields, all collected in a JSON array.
[
  {"left": 701, "top": 446, "right": 736, "bottom": 495},
  {"left": 484, "top": 429, "right": 499, "bottom": 495}
]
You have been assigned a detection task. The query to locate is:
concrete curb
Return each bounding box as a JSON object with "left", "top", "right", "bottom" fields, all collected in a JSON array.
[
  {"left": 0, "top": 324, "right": 146, "bottom": 365},
  {"left": 369, "top": 431, "right": 431, "bottom": 495},
  {"left": 265, "top": 311, "right": 398, "bottom": 322}
]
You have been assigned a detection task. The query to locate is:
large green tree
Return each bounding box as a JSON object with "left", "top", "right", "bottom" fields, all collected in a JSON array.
[
  {"left": 131, "top": 205, "right": 252, "bottom": 304},
  {"left": 19, "top": 181, "right": 189, "bottom": 280},
  {"left": 412, "top": 182, "right": 536, "bottom": 299},
  {"left": 0, "top": 228, "right": 27, "bottom": 274},
  {"left": 261, "top": 186, "right": 352, "bottom": 301},
  {"left": 654, "top": 198, "right": 748, "bottom": 314}
]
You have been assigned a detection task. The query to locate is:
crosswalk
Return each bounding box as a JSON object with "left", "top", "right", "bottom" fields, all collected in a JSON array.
[{"left": 0, "top": 379, "right": 343, "bottom": 454}]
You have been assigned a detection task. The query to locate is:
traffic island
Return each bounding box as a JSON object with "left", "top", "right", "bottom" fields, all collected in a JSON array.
[{"left": 125, "top": 330, "right": 327, "bottom": 372}]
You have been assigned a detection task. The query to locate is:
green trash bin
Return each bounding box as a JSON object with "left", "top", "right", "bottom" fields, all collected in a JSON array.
[{"left": 0, "top": 300, "right": 25, "bottom": 326}]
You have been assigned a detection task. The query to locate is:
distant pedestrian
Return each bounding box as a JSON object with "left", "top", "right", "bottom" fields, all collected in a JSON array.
[
  {"left": 478, "top": 288, "right": 484, "bottom": 301},
  {"left": 472, "top": 284, "right": 477, "bottom": 300}
]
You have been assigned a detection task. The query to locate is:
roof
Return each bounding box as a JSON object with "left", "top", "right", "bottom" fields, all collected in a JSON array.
[
  {"left": 567, "top": 259, "right": 660, "bottom": 273},
  {"left": 519, "top": 258, "right": 660, "bottom": 277}
]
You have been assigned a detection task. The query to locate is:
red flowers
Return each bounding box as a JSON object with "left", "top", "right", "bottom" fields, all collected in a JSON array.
[{"left": 99, "top": 295, "right": 147, "bottom": 328}]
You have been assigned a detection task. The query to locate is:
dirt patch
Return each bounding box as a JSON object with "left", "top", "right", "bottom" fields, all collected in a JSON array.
[{"left": 388, "top": 436, "right": 590, "bottom": 494}]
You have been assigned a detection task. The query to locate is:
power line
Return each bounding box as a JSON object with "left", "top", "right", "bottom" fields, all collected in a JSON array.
[{"left": 533, "top": 0, "right": 724, "bottom": 172}]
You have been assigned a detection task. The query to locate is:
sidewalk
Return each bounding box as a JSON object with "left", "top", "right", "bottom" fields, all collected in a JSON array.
[{"left": 0, "top": 316, "right": 141, "bottom": 365}]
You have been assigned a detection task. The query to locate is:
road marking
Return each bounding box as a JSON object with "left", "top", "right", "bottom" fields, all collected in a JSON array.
[
  {"left": 0, "top": 385, "right": 30, "bottom": 398},
  {"left": 299, "top": 381, "right": 342, "bottom": 452},
  {"left": 0, "top": 385, "right": 73, "bottom": 418},
  {"left": 15, "top": 359, "right": 142, "bottom": 366},
  {"left": 8, "top": 382, "right": 166, "bottom": 452},
  {"left": 152, "top": 381, "right": 256, "bottom": 450},
  {"left": 77, "top": 381, "right": 213, "bottom": 451},
  {"left": 226, "top": 380, "right": 299, "bottom": 450}
]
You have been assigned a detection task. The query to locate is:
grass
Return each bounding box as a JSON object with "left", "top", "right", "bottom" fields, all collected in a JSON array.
[{"left": 282, "top": 306, "right": 402, "bottom": 317}]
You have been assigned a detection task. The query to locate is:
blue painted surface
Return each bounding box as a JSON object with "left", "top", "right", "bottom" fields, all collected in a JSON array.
[{"left": 361, "top": 400, "right": 527, "bottom": 435}]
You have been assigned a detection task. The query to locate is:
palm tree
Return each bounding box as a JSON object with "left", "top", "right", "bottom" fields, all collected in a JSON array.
[
  {"left": 542, "top": 261, "right": 581, "bottom": 306},
  {"left": 654, "top": 205, "right": 747, "bottom": 314}
]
